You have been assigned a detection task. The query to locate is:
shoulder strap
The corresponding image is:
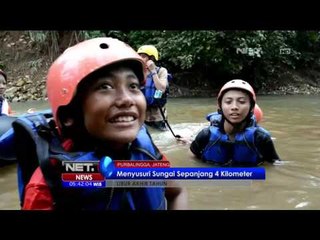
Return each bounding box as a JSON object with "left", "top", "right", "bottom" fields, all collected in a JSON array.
[
  {"left": 0, "top": 115, "right": 17, "bottom": 161},
  {"left": 12, "top": 113, "right": 61, "bottom": 206},
  {"left": 131, "top": 125, "right": 162, "bottom": 160}
]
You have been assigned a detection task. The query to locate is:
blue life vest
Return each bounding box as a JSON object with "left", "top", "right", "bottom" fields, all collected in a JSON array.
[
  {"left": 142, "top": 67, "right": 169, "bottom": 107},
  {"left": 0, "top": 115, "right": 17, "bottom": 161},
  {"left": 0, "top": 109, "right": 52, "bottom": 161},
  {"left": 9, "top": 112, "right": 166, "bottom": 210},
  {"left": 202, "top": 125, "right": 269, "bottom": 166}
]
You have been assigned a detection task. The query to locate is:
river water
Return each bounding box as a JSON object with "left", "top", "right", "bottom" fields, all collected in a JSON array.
[{"left": 1, "top": 95, "right": 319, "bottom": 210}]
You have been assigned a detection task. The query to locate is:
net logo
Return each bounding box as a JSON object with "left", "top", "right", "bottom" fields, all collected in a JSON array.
[
  {"left": 61, "top": 161, "right": 105, "bottom": 188},
  {"left": 236, "top": 47, "right": 262, "bottom": 57},
  {"left": 279, "top": 48, "right": 291, "bottom": 55},
  {"left": 62, "top": 161, "right": 100, "bottom": 173}
]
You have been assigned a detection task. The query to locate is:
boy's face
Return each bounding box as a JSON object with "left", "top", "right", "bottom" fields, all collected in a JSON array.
[
  {"left": 82, "top": 67, "right": 146, "bottom": 146},
  {"left": 0, "top": 75, "right": 7, "bottom": 98},
  {"left": 221, "top": 89, "right": 251, "bottom": 124}
]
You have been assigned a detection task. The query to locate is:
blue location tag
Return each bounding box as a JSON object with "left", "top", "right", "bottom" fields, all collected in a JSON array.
[{"left": 99, "top": 156, "right": 114, "bottom": 178}]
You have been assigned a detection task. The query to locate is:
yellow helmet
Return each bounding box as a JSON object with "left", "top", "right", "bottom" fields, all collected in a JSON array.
[{"left": 137, "top": 45, "right": 159, "bottom": 61}]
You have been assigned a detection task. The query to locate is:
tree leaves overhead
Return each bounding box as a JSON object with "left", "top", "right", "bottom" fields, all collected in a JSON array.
[{"left": 29, "top": 30, "right": 320, "bottom": 88}]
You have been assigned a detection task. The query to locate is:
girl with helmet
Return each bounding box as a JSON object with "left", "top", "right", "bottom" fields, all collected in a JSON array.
[
  {"left": 17, "top": 37, "right": 187, "bottom": 210},
  {"left": 0, "top": 69, "right": 12, "bottom": 116},
  {"left": 137, "top": 45, "right": 169, "bottom": 131},
  {"left": 190, "top": 79, "right": 281, "bottom": 166}
]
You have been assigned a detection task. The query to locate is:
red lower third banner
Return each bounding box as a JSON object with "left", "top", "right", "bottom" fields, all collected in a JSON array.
[
  {"left": 62, "top": 173, "right": 105, "bottom": 181},
  {"left": 114, "top": 161, "right": 171, "bottom": 168}
]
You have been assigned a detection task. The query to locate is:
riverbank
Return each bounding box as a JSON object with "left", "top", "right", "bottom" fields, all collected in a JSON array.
[
  {"left": 2, "top": 31, "right": 320, "bottom": 102},
  {"left": 169, "top": 79, "right": 320, "bottom": 98},
  {"left": 5, "top": 67, "right": 320, "bottom": 102}
]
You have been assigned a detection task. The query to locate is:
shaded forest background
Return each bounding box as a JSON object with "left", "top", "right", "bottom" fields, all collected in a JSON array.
[{"left": 1, "top": 30, "right": 320, "bottom": 102}]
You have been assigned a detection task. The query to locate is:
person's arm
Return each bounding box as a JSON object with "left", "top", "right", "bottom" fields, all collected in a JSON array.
[
  {"left": 190, "top": 127, "right": 211, "bottom": 159},
  {"left": 165, "top": 182, "right": 188, "bottom": 210},
  {"left": 22, "top": 167, "right": 54, "bottom": 210},
  {"left": 256, "top": 129, "right": 281, "bottom": 163},
  {"left": 147, "top": 60, "right": 167, "bottom": 91}
]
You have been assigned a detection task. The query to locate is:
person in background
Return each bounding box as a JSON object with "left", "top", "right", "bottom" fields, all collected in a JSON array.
[
  {"left": 189, "top": 79, "right": 281, "bottom": 166},
  {"left": 137, "top": 45, "right": 169, "bottom": 131}
]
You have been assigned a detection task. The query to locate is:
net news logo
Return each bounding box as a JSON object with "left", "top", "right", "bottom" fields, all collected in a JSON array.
[
  {"left": 236, "top": 47, "right": 292, "bottom": 56},
  {"left": 62, "top": 161, "right": 100, "bottom": 173},
  {"left": 279, "top": 48, "right": 291, "bottom": 55},
  {"left": 236, "top": 47, "right": 262, "bottom": 56},
  {"left": 61, "top": 161, "right": 105, "bottom": 185}
]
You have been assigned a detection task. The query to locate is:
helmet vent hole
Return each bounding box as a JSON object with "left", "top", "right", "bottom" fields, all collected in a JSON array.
[{"left": 100, "top": 43, "right": 109, "bottom": 49}]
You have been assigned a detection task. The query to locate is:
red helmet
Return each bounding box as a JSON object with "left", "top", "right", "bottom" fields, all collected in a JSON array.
[
  {"left": 47, "top": 37, "right": 146, "bottom": 123},
  {"left": 217, "top": 79, "right": 256, "bottom": 104},
  {"left": 253, "top": 103, "right": 263, "bottom": 122},
  {"left": 0, "top": 69, "right": 7, "bottom": 82}
]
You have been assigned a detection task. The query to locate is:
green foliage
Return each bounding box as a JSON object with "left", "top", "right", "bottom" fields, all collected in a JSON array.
[
  {"left": 25, "top": 30, "right": 320, "bottom": 89},
  {"left": 27, "top": 59, "right": 43, "bottom": 74},
  {"left": 122, "top": 30, "right": 320, "bottom": 88},
  {"left": 28, "top": 31, "right": 59, "bottom": 60},
  {"left": 27, "top": 31, "right": 105, "bottom": 59},
  {"left": 82, "top": 31, "right": 106, "bottom": 39}
]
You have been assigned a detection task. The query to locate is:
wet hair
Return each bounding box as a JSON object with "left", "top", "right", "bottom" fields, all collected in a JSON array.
[
  {"left": 149, "top": 55, "right": 157, "bottom": 62},
  {"left": 86, "top": 60, "right": 145, "bottom": 85}
]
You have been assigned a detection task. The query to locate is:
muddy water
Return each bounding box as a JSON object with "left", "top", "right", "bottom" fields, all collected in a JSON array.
[{"left": 1, "top": 95, "right": 319, "bottom": 210}]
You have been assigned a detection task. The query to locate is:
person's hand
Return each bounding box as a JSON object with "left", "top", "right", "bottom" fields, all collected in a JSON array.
[
  {"left": 27, "top": 108, "right": 36, "bottom": 114},
  {"left": 146, "top": 60, "right": 156, "bottom": 73},
  {"left": 176, "top": 136, "right": 192, "bottom": 145}
]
